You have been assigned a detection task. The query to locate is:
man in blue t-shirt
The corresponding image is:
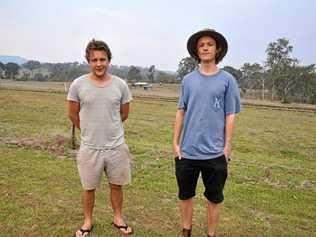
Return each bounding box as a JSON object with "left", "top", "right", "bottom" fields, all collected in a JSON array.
[{"left": 173, "top": 28, "right": 241, "bottom": 237}]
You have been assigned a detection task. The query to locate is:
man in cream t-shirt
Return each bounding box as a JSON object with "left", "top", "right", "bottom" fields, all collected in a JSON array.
[{"left": 68, "top": 39, "right": 133, "bottom": 236}]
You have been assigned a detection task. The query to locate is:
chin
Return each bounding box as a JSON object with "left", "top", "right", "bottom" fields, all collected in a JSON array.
[
  {"left": 200, "top": 59, "right": 214, "bottom": 64},
  {"left": 94, "top": 71, "right": 106, "bottom": 77}
]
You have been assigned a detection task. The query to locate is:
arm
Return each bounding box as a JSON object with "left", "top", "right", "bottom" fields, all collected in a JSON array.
[
  {"left": 120, "top": 103, "right": 130, "bottom": 122},
  {"left": 68, "top": 101, "right": 80, "bottom": 129},
  {"left": 173, "top": 109, "right": 185, "bottom": 159},
  {"left": 224, "top": 113, "right": 236, "bottom": 159}
]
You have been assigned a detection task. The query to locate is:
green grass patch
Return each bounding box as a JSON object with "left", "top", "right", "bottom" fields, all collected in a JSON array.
[{"left": 0, "top": 90, "right": 315, "bottom": 236}]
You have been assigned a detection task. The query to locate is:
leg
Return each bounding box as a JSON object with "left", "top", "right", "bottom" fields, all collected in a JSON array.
[
  {"left": 110, "top": 183, "right": 132, "bottom": 234},
  {"left": 83, "top": 189, "right": 95, "bottom": 228},
  {"left": 75, "top": 145, "right": 103, "bottom": 236},
  {"left": 175, "top": 158, "right": 200, "bottom": 236},
  {"left": 75, "top": 189, "right": 95, "bottom": 237},
  {"left": 207, "top": 201, "right": 220, "bottom": 237},
  {"left": 201, "top": 155, "right": 228, "bottom": 237},
  {"left": 110, "top": 183, "right": 123, "bottom": 224},
  {"left": 180, "top": 198, "right": 193, "bottom": 230}
]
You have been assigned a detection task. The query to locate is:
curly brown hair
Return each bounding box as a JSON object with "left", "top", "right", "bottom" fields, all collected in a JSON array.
[{"left": 85, "top": 39, "right": 112, "bottom": 62}]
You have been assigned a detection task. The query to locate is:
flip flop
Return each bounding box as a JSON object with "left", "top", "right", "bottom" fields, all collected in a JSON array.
[
  {"left": 180, "top": 228, "right": 191, "bottom": 237},
  {"left": 112, "top": 222, "right": 133, "bottom": 235},
  {"left": 74, "top": 225, "right": 94, "bottom": 237}
]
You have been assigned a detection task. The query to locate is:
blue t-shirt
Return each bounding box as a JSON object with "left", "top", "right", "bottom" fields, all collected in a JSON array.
[{"left": 178, "top": 69, "right": 241, "bottom": 160}]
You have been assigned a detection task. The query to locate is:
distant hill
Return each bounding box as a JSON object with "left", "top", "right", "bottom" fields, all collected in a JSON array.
[{"left": 0, "top": 55, "right": 28, "bottom": 65}]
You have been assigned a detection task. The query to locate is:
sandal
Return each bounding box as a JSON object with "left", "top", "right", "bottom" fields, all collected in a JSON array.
[
  {"left": 112, "top": 222, "right": 133, "bottom": 235},
  {"left": 180, "top": 228, "right": 191, "bottom": 237},
  {"left": 74, "top": 225, "right": 94, "bottom": 237}
]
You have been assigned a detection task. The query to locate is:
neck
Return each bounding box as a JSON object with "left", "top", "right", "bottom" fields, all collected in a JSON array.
[
  {"left": 91, "top": 73, "right": 110, "bottom": 81},
  {"left": 199, "top": 61, "right": 218, "bottom": 75}
]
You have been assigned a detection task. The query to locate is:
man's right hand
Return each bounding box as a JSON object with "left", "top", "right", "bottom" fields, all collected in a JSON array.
[{"left": 173, "top": 144, "right": 182, "bottom": 160}]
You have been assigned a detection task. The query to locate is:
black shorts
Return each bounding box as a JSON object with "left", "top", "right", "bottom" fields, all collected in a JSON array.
[{"left": 175, "top": 155, "right": 228, "bottom": 203}]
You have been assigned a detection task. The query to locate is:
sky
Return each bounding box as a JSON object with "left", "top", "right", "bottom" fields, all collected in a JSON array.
[{"left": 0, "top": 0, "right": 315, "bottom": 71}]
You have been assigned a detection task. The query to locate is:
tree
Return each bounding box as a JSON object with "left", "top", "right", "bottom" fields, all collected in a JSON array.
[
  {"left": 222, "top": 66, "right": 242, "bottom": 83},
  {"left": 176, "top": 57, "right": 198, "bottom": 81},
  {"left": 156, "top": 71, "right": 177, "bottom": 83},
  {"left": 127, "top": 66, "right": 142, "bottom": 82},
  {"left": 22, "top": 60, "right": 41, "bottom": 78},
  {"left": 265, "top": 38, "right": 293, "bottom": 100},
  {"left": 34, "top": 73, "right": 45, "bottom": 81},
  {"left": 273, "top": 58, "right": 300, "bottom": 103},
  {"left": 0, "top": 62, "right": 5, "bottom": 78},
  {"left": 147, "top": 65, "right": 155, "bottom": 82},
  {"left": 240, "top": 63, "right": 264, "bottom": 98},
  {"left": 285, "top": 63, "right": 316, "bottom": 104},
  {"left": 4, "top": 62, "right": 20, "bottom": 79},
  {"left": 0, "top": 62, "right": 5, "bottom": 70}
]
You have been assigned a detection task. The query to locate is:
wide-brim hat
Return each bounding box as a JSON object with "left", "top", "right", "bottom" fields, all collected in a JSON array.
[{"left": 187, "top": 28, "right": 228, "bottom": 64}]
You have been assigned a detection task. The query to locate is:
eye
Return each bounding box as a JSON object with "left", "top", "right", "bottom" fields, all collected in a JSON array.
[{"left": 198, "top": 43, "right": 204, "bottom": 48}]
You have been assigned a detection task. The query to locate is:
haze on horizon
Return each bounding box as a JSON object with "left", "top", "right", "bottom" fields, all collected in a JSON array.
[{"left": 0, "top": 0, "right": 315, "bottom": 71}]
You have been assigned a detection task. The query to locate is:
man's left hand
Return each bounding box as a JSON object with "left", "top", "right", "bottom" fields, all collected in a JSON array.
[{"left": 224, "top": 144, "right": 232, "bottom": 161}]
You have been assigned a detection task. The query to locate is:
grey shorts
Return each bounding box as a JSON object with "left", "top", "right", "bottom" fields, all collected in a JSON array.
[{"left": 76, "top": 143, "right": 133, "bottom": 190}]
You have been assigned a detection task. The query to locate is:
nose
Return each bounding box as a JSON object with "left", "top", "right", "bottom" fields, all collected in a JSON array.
[{"left": 96, "top": 60, "right": 102, "bottom": 66}]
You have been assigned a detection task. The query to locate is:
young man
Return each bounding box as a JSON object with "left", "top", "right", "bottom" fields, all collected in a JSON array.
[
  {"left": 68, "top": 39, "right": 133, "bottom": 236},
  {"left": 173, "top": 28, "right": 241, "bottom": 237}
]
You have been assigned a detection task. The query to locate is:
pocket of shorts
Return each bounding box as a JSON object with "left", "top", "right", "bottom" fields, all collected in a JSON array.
[
  {"left": 122, "top": 143, "right": 133, "bottom": 160},
  {"left": 222, "top": 155, "right": 228, "bottom": 165},
  {"left": 76, "top": 145, "right": 88, "bottom": 164}
]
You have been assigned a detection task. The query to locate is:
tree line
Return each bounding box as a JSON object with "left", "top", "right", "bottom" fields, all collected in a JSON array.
[
  {"left": 1, "top": 37, "right": 315, "bottom": 104},
  {"left": 0, "top": 61, "right": 177, "bottom": 84},
  {"left": 176, "top": 38, "right": 316, "bottom": 104}
]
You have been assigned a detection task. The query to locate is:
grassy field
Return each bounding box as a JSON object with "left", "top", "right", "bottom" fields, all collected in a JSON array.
[{"left": 0, "top": 89, "right": 315, "bottom": 237}]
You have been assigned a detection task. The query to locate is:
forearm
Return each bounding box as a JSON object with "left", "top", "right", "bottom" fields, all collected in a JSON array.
[
  {"left": 69, "top": 114, "right": 80, "bottom": 130},
  {"left": 173, "top": 110, "right": 184, "bottom": 146},
  {"left": 120, "top": 112, "right": 128, "bottom": 122},
  {"left": 225, "top": 114, "right": 235, "bottom": 147},
  {"left": 120, "top": 103, "right": 129, "bottom": 122}
]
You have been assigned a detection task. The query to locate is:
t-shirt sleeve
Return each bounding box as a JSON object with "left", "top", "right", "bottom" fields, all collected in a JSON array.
[
  {"left": 224, "top": 76, "right": 241, "bottom": 115},
  {"left": 67, "top": 80, "right": 80, "bottom": 102},
  {"left": 178, "top": 80, "right": 188, "bottom": 110},
  {"left": 121, "top": 81, "right": 133, "bottom": 104}
]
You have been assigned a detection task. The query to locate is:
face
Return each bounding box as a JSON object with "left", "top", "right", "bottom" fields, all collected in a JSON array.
[
  {"left": 88, "top": 50, "right": 110, "bottom": 78},
  {"left": 196, "top": 36, "right": 219, "bottom": 63}
]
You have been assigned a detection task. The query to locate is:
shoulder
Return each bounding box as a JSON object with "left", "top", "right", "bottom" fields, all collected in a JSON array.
[
  {"left": 112, "top": 75, "right": 129, "bottom": 90},
  {"left": 70, "top": 74, "right": 89, "bottom": 87},
  {"left": 112, "top": 75, "right": 127, "bottom": 85},
  {"left": 220, "top": 70, "right": 237, "bottom": 83},
  {"left": 182, "top": 70, "right": 198, "bottom": 85}
]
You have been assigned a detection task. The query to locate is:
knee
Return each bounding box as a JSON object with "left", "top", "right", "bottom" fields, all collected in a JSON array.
[
  {"left": 181, "top": 198, "right": 193, "bottom": 204},
  {"left": 110, "top": 183, "right": 122, "bottom": 191},
  {"left": 84, "top": 189, "right": 95, "bottom": 194},
  {"left": 208, "top": 200, "right": 220, "bottom": 207}
]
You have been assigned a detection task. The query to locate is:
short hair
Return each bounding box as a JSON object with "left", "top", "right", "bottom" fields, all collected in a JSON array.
[{"left": 85, "top": 39, "right": 112, "bottom": 62}]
